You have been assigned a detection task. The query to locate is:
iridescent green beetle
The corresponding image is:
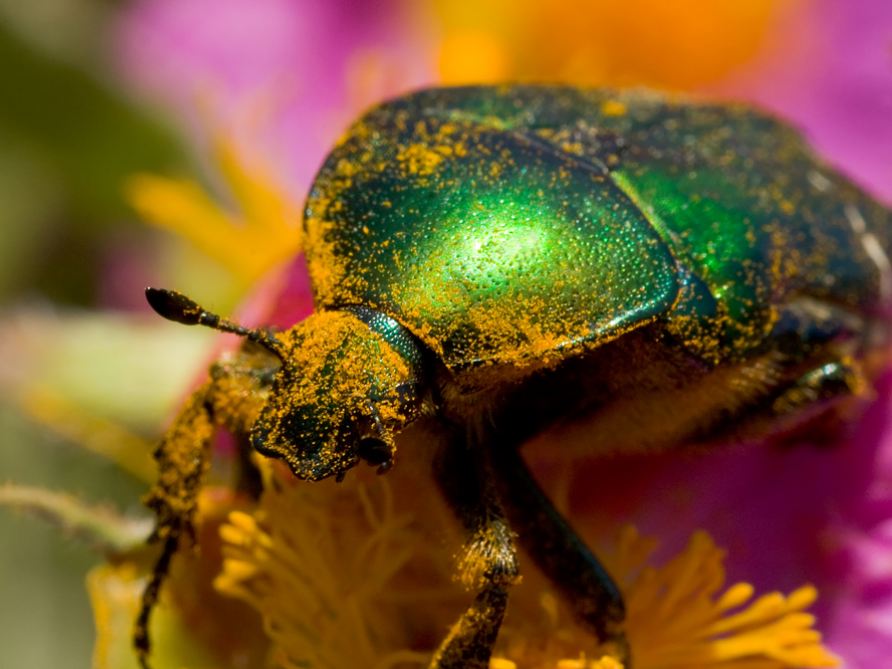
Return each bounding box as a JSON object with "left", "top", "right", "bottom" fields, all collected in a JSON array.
[{"left": 137, "top": 85, "right": 892, "bottom": 668}]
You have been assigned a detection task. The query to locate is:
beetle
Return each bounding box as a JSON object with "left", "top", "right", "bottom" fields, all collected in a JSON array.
[{"left": 135, "top": 85, "right": 892, "bottom": 669}]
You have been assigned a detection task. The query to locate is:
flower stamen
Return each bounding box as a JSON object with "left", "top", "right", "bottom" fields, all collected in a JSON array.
[{"left": 215, "top": 464, "right": 839, "bottom": 669}]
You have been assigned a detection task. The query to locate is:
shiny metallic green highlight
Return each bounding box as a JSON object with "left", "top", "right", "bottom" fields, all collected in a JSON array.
[{"left": 305, "top": 86, "right": 892, "bottom": 378}]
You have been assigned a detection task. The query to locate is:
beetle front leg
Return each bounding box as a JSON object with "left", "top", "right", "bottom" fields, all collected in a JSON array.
[
  {"left": 135, "top": 383, "right": 214, "bottom": 668},
  {"left": 431, "top": 434, "right": 520, "bottom": 669},
  {"left": 134, "top": 346, "right": 276, "bottom": 668}
]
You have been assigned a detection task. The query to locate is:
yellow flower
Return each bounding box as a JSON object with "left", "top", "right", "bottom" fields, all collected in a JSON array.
[
  {"left": 87, "top": 488, "right": 270, "bottom": 669},
  {"left": 127, "top": 135, "right": 302, "bottom": 288},
  {"left": 601, "top": 528, "right": 838, "bottom": 668},
  {"left": 214, "top": 459, "right": 838, "bottom": 669},
  {"left": 433, "top": 0, "right": 791, "bottom": 90}
]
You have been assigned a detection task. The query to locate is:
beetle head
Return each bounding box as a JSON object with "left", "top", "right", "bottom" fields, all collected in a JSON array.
[{"left": 251, "top": 310, "right": 423, "bottom": 481}]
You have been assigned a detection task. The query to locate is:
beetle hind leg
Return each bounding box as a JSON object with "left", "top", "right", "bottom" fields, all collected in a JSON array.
[
  {"left": 431, "top": 434, "right": 520, "bottom": 669},
  {"left": 707, "top": 299, "right": 874, "bottom": 446},
  {"left": 755, "top": 298, "right": 874, "bottom": 441},
  {"left": 772, "top": 358, "right": 866, "bottom": 414},
  {"left": 765, "top": 355, "right": 870, "bottom": 445}
]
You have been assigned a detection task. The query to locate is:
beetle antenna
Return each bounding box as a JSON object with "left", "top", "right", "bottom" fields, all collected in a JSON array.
[{"left": 145, "top": 287, "right": 285, "bottom": 359}]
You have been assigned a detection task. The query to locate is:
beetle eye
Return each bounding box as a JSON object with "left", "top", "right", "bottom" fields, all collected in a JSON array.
[{"left": 357, "top": 437, "right": 393, "bottom": 469}]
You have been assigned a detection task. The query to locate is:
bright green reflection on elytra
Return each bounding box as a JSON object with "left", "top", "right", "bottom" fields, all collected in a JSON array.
[
  {"left": 453, "top": 212, "right": 550, "bottom": 285},
  {"left": 401, "top": 199, "right": 558, "bottom": 313}
]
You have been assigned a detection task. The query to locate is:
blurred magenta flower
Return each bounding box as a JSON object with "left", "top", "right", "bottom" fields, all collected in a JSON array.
[
  {"left": 116, "top": 0, "right": 433, "bottom": 195},
  {"left": 717, "top": 0, "right": 892, "bottom": 202}
]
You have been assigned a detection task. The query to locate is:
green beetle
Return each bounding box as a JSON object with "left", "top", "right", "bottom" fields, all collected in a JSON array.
[{"left": 137, "top": 85, "right": 892, "bottom": 669}]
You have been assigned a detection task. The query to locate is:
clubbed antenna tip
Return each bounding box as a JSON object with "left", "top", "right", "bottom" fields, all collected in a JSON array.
[
  {"left": 144, "top": 286, "right": 285, "bottom": 360},
  {"left": 145, "top": 287, "right": 204, "bottom": 326}
]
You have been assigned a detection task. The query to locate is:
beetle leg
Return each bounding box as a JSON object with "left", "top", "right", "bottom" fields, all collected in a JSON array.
[
  {"left": 768, "top": 357, "right": 868, "bottom": 438},
  {"left": 489, "top": 441, "right": 630, "bottom": 665},
  {"left": 135, "top": 346, "right": 276, "bottom": 669},
  {"left": 430, "top": 435, "right": 520, "bottom": 669},
  {"left": 746, "top": 299, "right": 871, "bottom": 441},
  {"left": 135, "top": 383, "right": 214, "bottom": 669}
]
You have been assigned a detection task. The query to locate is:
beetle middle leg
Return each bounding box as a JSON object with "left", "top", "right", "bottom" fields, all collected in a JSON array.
[
  {"left": 430, "top": 431, "right": 520, "bottom": 669},
  {"left": 489, "top": 439, "right": 630, "bottom": 665}
]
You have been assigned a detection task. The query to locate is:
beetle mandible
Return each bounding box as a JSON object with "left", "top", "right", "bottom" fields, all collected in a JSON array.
[{"left": 136, "top": 85, "right": 892, "bottom": 669}]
